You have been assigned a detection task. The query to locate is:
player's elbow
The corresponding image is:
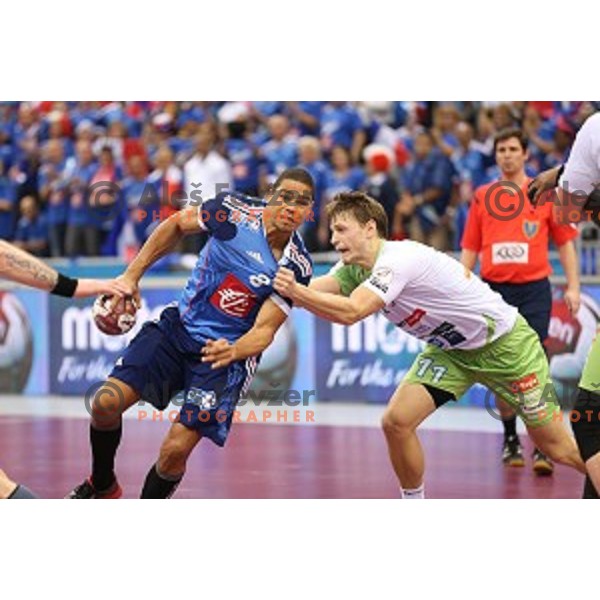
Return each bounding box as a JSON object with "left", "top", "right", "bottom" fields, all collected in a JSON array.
[{"left": 338, "top": 307, "right": 362, "bottom": 326}]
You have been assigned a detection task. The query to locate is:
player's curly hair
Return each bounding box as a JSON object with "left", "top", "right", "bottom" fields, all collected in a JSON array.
[
  {"left": 272, "top": 167, "right": 315, "bottom": 199},
  {"left": 326, "top": 191, "right": 388, "bottom": 238}
]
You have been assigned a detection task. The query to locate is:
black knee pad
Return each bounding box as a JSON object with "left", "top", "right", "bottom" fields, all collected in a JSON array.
[{"left": 571, "top": 388, "right": 600, "bottom": 461}]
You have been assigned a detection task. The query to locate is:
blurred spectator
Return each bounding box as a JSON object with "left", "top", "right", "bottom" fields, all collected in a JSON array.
[
  {"left": 251, "top": 102, "right": 283, "bottom": 124},
  {"left": 399, "top": 131, "right": 455, "bottom": 250},
  {"left": 318, "top": 145, "right": 366, "bottom": 248},
  {"left": 13, "top": 195, "right": 48, "bottom": 256},
  {"left": 431, "top": 104, "right": 460, "bottom": 157},
  {"left": 452, "top": 122, "right": 486, "bottom": 250},
  {"left": 64, "top": 140, "right": 99, "bottom": 257},
  {"left": 453, "top": 122, "right": 486, "bottom": 188},
  {"left": 109, "top": 155, "right": 155, "bottom": 260},
  {"left": 93, "top": 120, "right": 126, "bottom": 165},
  {"left": 286, "top": 102, "right": 324, "bottom": 136},
  {"left": 361, "top": 144, "right": 401, "bottom": 240},
  {"left": 184, "top": 123, "right": 232, "bottom": 205},
  {"left": 38, "top": 139, "right": 67, "bottom": 256},
  {"left": 11, "top": 103, "right": 40, "bottom": 163},
  {"left": 88, "top": 146, "right": 122, "bottom": 254},
  {"left": 492, "top": 103, "right": 518, "bottom": 131},
  {"left": 43, "top": 110, "right": 74, "bottom": 156},
  {"left": 260, "top": 115, "right": 298, "bottom": 181},
  {"left": 0, "top": 158, "right": 17, "bottom": 240},
  {"left": 543, "top": 116, "right": 575, "bottom": 170},
  {"left": 147, "top": 144, "right": 183, "bottom": 217},
  {"left": 183, "top": 123, "right": 232, "bottom": 254},
  {"left": 320, "top": 102, "right": 366, "bottom": 163},
  {"left": 0, "top": 125, "right": 13, "bottom": 170},
  {"left": 297, "top": 136, "right": 330, "bottom": 251},
  {"left": 219, "top": 102, "right": 262, "bottom": 196}
]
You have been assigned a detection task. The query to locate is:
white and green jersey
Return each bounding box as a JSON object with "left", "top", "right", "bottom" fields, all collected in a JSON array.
[{"left": 330, "top": 240, "right": 518, "bottom": 350}]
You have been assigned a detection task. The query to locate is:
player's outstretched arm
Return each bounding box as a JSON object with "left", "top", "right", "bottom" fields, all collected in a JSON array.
[
  {"left": 308, "top": 275, "right": 342, "bottom": 294},
  {"left": 121, "top": 207, "right": 203, "bottom": 287},
  {"left": 0, "top": 240, "right": 131, "bottom": 299},
  {"left": 274, "top": 267, "right": 383, "bottom": 325},
  {"left": 201, "top": 298, "right": 287, "bottom": 369},
  {"left": 0, "top": 239, "right": 61, "bottom": 291}
]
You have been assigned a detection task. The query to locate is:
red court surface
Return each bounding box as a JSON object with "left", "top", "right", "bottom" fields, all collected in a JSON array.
[{"left": 0, "top": 414, "right": 584, "bottom": 498}]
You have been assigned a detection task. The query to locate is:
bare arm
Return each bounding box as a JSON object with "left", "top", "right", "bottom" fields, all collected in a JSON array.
[
  {"left": 460, "top": 248, "right": 478, "bottom": 272},
  {"left": 558, "top": 240, "right": 581, "bottom": 315},
  {"left": 275, "top": 267, "right": 384, "bottom": 325},
  {"left": 309, "top": 275, "right": 342, "bottom": 294},
  {"left": 0, "top": 240, "right": 131, "bottom": 298},
  {"left": 0, "top": 239, "right": 58, "bottom": 290},
  {"left": 123, "top": 206, "right": 203, "bottom": 284},
  {"left": 201, "top": 298, "right": 288, "bottom": 369}
]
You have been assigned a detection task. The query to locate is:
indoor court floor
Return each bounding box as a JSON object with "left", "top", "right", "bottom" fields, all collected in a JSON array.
[{"left": 0, "top": 396, "right": 584, "bottom": 498}]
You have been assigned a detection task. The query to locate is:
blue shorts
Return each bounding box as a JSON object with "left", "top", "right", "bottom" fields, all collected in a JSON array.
[{"left": 110, "top": 306, "right": 255, "bottom": 446}]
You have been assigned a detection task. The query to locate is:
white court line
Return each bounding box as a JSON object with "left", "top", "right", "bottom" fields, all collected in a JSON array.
[{"left": 0, "top": 395, "right": 539, "bottom": 434}]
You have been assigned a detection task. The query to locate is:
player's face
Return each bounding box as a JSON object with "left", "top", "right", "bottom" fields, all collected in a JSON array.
[
  {"left": 266, "top": 179, "right": 314, "bottom": 233},
  {"left": 330, "top": 212, "right": 370, "bottom": 264},
  {"left": 495, "top": 137, "right": 528, "bottom": 177}
]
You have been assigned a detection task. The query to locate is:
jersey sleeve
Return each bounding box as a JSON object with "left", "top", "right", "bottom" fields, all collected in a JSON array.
[
  {"left": 549, "top": 212, "right": 579, "bottom": 246},
  {"left": 460, "top": 191, "right": 483, "bottom": 252},
  {"left": 329, "top": 261, "right": 369, "bottom": 297},
  {"left": 198, "top": 192, "right": 261, "bottom": 240},
  {"left": 560, "top": 113, "right": 600, "bottom": 196},
  {"left": 360, "top": 250, "right": 419, "bottom": 304}
]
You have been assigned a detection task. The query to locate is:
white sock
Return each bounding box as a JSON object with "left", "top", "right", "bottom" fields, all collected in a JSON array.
[{"left": 401, "top": 484, "right": 425, "bottom": 499}]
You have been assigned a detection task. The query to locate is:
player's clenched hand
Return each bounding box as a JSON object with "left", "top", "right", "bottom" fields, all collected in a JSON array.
[
  {"left": 201, "top": 338, "right": 238, "bottom": 369},
  {"left": 273, "top": 267, "right": 298, "bottom": 299}
]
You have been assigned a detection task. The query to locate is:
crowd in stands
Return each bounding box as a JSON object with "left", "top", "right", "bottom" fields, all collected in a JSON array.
[{"left": 0, "top": 101, "right": 596, "bottom": 258}]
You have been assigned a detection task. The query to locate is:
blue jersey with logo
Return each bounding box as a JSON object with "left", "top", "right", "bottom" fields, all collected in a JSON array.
[{"left": 178, "top": 191, "right": 313, "bottom": 343}]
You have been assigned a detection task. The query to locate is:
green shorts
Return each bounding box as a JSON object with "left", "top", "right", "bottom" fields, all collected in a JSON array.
[
  {"left": 579, "top": 332, "right": 600, "bottom": 394},
  {"left": 403, "top": 315, "right": 560, "bottom": 427}
]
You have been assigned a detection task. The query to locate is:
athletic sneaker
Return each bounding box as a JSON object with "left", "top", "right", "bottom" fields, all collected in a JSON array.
[
  {"left": 532, "top": 448, "right": 554, "bottom": 476},
  {"left": 502, "top": 435, "right": 525, "bottom": 467},
  {"left": 65, "top": 478, "right": 123, "bottom": 499}
]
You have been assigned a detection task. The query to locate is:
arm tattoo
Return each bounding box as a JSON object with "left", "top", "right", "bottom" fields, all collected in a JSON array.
[{"left": 0, "top": 243, "right": 58, "bottom": 290}]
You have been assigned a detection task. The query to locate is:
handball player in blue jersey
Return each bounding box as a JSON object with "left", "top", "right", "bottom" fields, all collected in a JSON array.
[{"left": 67, "top": 167, "right": 314, "bottom": 499}]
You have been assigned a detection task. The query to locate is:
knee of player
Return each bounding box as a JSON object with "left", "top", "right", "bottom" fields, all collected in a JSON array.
[
  {"left": 158, "top": 438, "right": 190, "bottom": 469},
  {"left": 91, "top": 389, "right": 125, "bottom": 422},
  {"left": 381, "top": 409, "right": 413, "bottom": 438}
]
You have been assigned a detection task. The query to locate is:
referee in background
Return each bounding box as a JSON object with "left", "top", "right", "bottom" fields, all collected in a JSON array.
[{"left": 461, "top": 127, "right": 580, "bottom": 475}]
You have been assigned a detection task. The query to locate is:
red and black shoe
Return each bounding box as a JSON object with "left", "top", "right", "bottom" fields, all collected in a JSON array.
[{"left": 65, "top": 478, "right": 122, "bottom": 499}]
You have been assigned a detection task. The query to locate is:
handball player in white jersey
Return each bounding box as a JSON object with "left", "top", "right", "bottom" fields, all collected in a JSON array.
[{"left": 274, "top": 191, "right": 585, "bottom": 498}]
